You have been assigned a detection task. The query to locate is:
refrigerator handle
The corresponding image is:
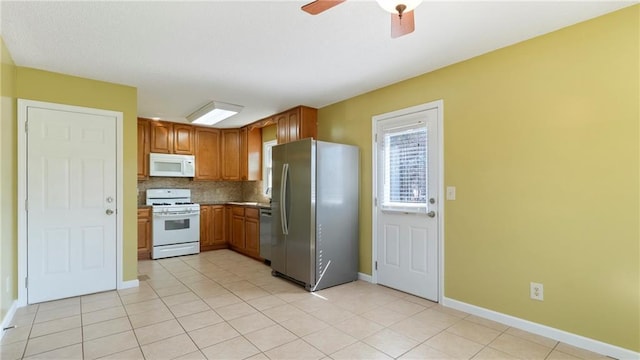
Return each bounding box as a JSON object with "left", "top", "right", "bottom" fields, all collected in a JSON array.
[{"left": 280, "top": 163, "right": 289, "bottom": 235}]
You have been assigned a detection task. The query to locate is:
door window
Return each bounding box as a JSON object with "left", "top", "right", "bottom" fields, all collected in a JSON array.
[{"left": 381, "top": 122, "right": 428, "bottom": 213}]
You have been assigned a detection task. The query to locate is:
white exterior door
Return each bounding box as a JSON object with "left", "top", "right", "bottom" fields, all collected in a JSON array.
[
  {"left": 27, "top": 105, "right": 117, "bottom": 303},
  {"left": 374, "top": 103, "right": 441, "bottom": 301}
]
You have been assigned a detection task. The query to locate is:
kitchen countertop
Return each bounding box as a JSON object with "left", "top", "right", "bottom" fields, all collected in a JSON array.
[
  {"left": 223, "top": 201, "right": 271, "bottom": 209},
  {"left": 139, "top": 202, "right": 270, "bottom": 208},
  {"left": 196, "top": 201, "right": 228, "bottom": 206}
]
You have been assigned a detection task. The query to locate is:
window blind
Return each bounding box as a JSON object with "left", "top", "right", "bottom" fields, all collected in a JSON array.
[{"left": 381, "top": 123, "right": 428, "bottom": 212}]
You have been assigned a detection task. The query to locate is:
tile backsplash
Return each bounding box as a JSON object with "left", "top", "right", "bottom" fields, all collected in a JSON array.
[{"left": 138, "top": 178, "right": 270, "bottom": 205}]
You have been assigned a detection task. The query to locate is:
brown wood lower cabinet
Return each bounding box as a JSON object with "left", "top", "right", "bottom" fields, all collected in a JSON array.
[
  {"left": 244, "top": 208, "right": 260, "bottom": 257},
  {"left": 137, "top": 208, "right": 151, "bottom": 260},
  {"left": 228, "top": 205, "right": 261, "bottom": 259},
  {"left": 199, "top": 204, "right": 261, "bottom": 259},
  {"left": 200, "top": 205, "right": 227, "bottom": 251},
  {"left": 230, "top": 206, "right": 245, "bottom": 249}
]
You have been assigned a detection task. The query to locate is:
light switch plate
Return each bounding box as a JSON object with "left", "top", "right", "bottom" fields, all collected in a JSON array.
[{"left": 446, "top": 186, "right": 456, "bottom": 200}]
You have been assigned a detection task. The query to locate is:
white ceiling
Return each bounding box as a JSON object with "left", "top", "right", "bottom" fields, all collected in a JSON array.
[{"left": 1, "top": 1, "right": 634, "bottom": 128}]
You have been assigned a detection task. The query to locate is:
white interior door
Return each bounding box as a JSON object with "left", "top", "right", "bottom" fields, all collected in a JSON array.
[
  {"left": 375, "top": 105, "right": 440, "bottom": 301},
  {"left": 27, "top": 106, "right": 117, "bottom": 304}
]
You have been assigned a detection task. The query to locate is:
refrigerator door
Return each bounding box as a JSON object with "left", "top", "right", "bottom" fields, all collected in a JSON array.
[
  {"left": 271, "top": 144, "right": 287, "bottom": 275},
  {"left": 313, "top": 141, "right": 360, "bottom": 290},
  {"left": 285, "top": 139, "right": 316, "bottom": 287},
  {"left": 271, "top": 139, "right": 316, "bottom": 287}
]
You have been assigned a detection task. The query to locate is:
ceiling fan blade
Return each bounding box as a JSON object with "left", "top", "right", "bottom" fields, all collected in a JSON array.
[
  {"left": 301, "top": 0, "right": 346, "bottom": 15},
  {"left": 391, "top": 10, "right": 415, "bottom": 38}
]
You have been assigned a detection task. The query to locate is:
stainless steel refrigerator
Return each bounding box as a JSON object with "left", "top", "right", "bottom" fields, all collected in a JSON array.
[{"left": 271, "top": 138, "right": 359, "bottom": 291}]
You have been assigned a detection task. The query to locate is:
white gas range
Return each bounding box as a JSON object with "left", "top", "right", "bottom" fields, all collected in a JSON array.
[{"left": 146, "top": 189, "right": 200, "bottom": 259}]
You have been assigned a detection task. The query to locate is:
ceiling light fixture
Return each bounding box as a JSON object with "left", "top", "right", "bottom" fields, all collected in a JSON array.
[
  {"left": 186, "top": 101, "right": 243, "bottom": 126},
  {"left": 376, "top": 0, "right": 422, "bottom": 17}
]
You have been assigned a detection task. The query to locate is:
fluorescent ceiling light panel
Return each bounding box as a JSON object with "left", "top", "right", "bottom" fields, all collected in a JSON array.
[{"left": 187, "top": 101, "right": 243, "bottom": 125}]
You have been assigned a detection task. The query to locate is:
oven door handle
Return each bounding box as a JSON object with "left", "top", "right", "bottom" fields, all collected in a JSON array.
[{"left": 153, "top": 212, "right": 200, "bottom": 218}]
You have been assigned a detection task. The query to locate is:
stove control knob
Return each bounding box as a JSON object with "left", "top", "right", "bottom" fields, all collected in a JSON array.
[{"left": 106, "top": 209, "right": 114, "bottom": 215}]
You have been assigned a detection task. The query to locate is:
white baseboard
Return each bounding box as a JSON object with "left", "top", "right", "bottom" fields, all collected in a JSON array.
[
  {"left": 443, "top": 297, "right": 639, "bottom": 360},
  {"left": 0, "top": 300, "right": 18, "bottom": 342},
  {"left": 118, "top": 279, "right": 139, "bottom": 290},
  {"left": 358, "top": 272, "right": 372, "bottom": 283}
]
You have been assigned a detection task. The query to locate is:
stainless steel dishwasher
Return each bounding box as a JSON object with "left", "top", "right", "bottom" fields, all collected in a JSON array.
[{"left": 259, "top": 207, "right": 272, "bottom": 263}]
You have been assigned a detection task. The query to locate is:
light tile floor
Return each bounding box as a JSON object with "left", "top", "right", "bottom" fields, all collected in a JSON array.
[{"left": 1, "top": 250, "right": 610, "bottom": 360}]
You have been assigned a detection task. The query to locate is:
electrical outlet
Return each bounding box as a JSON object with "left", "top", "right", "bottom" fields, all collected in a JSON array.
[{"left": 530, "top": 282, "right": 544, "bottom": 301}]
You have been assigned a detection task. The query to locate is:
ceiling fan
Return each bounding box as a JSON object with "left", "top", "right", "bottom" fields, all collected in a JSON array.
[{"left": 301, "top": 0, "right": 422, "bottom": 38}]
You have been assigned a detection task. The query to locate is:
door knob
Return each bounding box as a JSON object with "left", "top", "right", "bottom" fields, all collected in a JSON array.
[
  {"left": 106, "top": 209, "right": 114, "bottom": 215},
  {"left": 427, "top": 211, "right": 436, "bottom": 218}
]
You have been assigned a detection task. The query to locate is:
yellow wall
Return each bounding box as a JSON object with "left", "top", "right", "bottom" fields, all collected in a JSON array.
[
  {"left": 0, "top": 37, "right": 18, "bottom": 322},
  {"left": 262, "top": 124, "right": 277, "bottom": 142},
  {"left": 318, "top": 5, "right": 639, "bottom": 352},
  {"left": 15, "top": 68, "right": 138, "bottom": 282}
]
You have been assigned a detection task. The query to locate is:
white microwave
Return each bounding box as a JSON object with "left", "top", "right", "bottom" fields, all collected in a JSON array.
[{"left": 149, "top": 153, "right": 195, "bottom": 177}]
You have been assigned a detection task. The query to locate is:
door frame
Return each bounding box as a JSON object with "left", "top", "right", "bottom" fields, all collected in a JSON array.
[
  {"left": 17, "top": 99, "right": 125, "bottom": 306},
  {"left": 371, "top": 99, "right": 444, "bottom": 302}
]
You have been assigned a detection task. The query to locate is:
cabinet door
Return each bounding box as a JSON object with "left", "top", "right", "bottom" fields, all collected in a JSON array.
[
  {"left": 199, "top": 205, "right": 212, "bottom": 250},
  {"left": 244, "top": 208, "right": 260, "bottom": 258},
  {"left": 298, "top": 106, "right": 318, "bottom": 140},
  {"left": 222, "top": 129, "right": 241, "bottom": 180},
  {"left": 231, "top": 214, "right": 245, "bottom": 249},
  {"left": 194, "top": 128, "right": 221, "bottom": 180},
  {"left": 137, "top": 119, "right": 150, "bottom": 180},
  {"left": 224, "top": 206, "right": 232, "bottom": 244},
  {"left": 240, "top": 128, "right": 248, "bottom": 180},
  {"left": 137, "top": 208, "right": 151, "bottom": 260},
  {"left": 287, "top": 109, "right": 300, "bottom": 142},
  {"left": 211, "top": 206, "right": 225, "bottom": 246},
  {"left": 150, "top": 121, "right": 173, "bottom": 153},
  {"left": 276, "top": 113, "right": 289, "bottom": 144},
  {"left": 173, "top": 124, "right": 194, "bottom": 155},
  {"left": 275, "top": 106, "right": 317, "bottom": 145},
  {"left": 246, "top": 127, "right": 262, "bottom": 181}
]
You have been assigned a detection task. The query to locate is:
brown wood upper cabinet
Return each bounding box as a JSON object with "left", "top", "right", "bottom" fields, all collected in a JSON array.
[
  {"left": 149, "top": 120, "right": 194, "bottom": 155},
  {"left": 173, "top": 124, "right": 195, "bottom": 154},
  {"left": 221, "top": 129, "right": 241, "bottom": 180},
  {"left": 242, "top": 126, "right": 262, "bottom": 181},
  {"left": 137, "top": 118, "right": 150, "bottom": 180},
  {"left": 194, "top": 127, "right": 221, "bottom": 180},
  {"left": 276, "top": 106, "right": 317, "bottom": 144}
]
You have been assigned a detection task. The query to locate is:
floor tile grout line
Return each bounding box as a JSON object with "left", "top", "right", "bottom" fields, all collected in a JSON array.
[
  {"left": 150, "top": 255, "right": 258, "bottom": 357},
  {"left": 115, "top": 286, "right": 146, "bottom": 360},
  {"left": 79, "top": 297, "right": 84, "bottom": 360},
  {"left": 480, "top": 317, "right": 517, "bottom": 359},
  {"left": 184, "top": 255, "right": 416, "bottom": 356},
  {"left": 12, "top": 251, "right": 598, "bottom": 360},
  {"left": 151, "top": 253, "right": 564, "bottom": 356},
  {"left": 154, "top": 254, "right": 337, "bottom": 358},
  {"left": 20, "top": 297, "right": 82, "bottom": 359},
  {"left": 128, "top": 275, "right": 190, "bottom": 354},
  {"left": 160, "top": 254, "right": 303, "bottom": 357}
]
